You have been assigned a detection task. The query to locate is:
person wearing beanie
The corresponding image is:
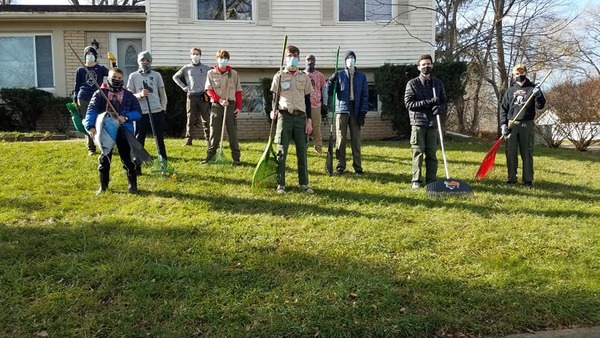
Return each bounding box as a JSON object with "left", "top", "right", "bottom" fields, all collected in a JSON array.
[
  {"left": 173, "top": 47, "right": 212, "bottom": 147},
  {"left": 304, "top": 54, "right": 328, "bottom": 154},
  {"left": 127, "top": 50, "right": 169, "bottom": 175},
  {"left": 72, "top": 45, "right": 110, "bottom": 156},
  {"left": 404, "top": 54, "right": 447, "bottom": 189},
  {"left": 326, "top": 49, "right": 368, "bottom": 175},
  {"left": 270, "top": 44, "right": 314, "bottom": 194}
]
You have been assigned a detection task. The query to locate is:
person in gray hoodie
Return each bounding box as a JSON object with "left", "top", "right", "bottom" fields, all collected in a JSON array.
[{"left": 173, "top": 47, "right": 211, "bottom": 147}]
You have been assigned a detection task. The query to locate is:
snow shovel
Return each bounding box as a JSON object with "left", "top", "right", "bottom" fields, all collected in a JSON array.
[
  {"left": 325, "top": 46, "right": 340, "bottom": 176},
  {"left": 67, "top": 102, "right": 87, "bottom": 134},
  {"left": 144, "top": 96, "right": 175, "bottom": 177},
  {"left": 252, "top": 35, "right": 288, "bottom": 188},
  {"left": 210, "top": 71, "right": 231, "bottom": 165},
  {"left": 426, "top": 88, "right": 473, "bottom": 197}
]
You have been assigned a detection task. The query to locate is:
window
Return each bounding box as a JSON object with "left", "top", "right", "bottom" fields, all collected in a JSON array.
[
  {"left": 0, "top": 35, "right": 54, "bottom": 89},
  {"left": 368, "top": 85, "right": 379, "bottom": 112},
  {"left": 197, "top": 0, "right": 252, "bottom": 21},
  {"left": 339, "top": 0, "right": 392, "bottom": 22},
  {"left": 241, "top": 83, "right": 264, "bottom": 114}
]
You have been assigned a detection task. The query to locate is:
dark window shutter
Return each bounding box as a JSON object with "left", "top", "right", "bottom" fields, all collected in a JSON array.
[
  {"left": 396, "top": 0, "right": 409, "bottom": 22},
  {"left": 179, "top": 0, "right": 193, "bottom": 23},
  {"left": 321, "top": 0, "right": 335, "bottom": 25}
]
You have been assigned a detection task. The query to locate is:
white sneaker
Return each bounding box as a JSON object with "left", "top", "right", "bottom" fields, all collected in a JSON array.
[
  {"left": 411, "top": 182, "right": 421, "bottom": 189},
  {"left": 276, "top": 185, "right": 286, "bottom": 194},
  {"left": 300, "top": 185, "right": 314, "bottom": 194}
]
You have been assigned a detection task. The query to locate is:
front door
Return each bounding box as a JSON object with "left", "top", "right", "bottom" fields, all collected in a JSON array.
[{"left": 109, "top": 33, "right": 145, "bottom": 82}]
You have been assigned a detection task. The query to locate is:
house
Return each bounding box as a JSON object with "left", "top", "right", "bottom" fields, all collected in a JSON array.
[
  {"left": 1, "top": 1, "right": 435, "bottom": 139},
  {"left": 536, "top": 110, "right": 600, "bottom": 144}
]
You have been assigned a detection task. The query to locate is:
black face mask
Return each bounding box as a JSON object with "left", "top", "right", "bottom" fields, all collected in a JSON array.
[
  {"left": 306, "top": 63, "right": 315, "bottom": 72},
  {"left": 108, "top": 78, "right": 123, "bottom": 92},
  {"left": 421, "top": 67, "right": 432, "bottom": 75},
  {"left": 516, "top": 75, "right": 527, "bottom": 82}
]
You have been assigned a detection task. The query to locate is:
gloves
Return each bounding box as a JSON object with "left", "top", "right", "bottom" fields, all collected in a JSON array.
[
  {"left": 501, "top": 124, "right": 510, "bottom": 136},
  {"left": 432, "top": 105, "right": 441, "bottom": 116},
  {"left": 358, "top": 117, "right": 365, "bottom": 127},
  {"left": 427, "top": 96, "right": 439, "bottom": 106},
  {"left": 532, "top": 87, "right": 541, "bottom": 98}
]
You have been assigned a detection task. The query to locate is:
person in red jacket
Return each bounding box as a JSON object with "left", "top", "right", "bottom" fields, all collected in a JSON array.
[{"left": 201, "top": 50, "right": 242, "bottom": 165}]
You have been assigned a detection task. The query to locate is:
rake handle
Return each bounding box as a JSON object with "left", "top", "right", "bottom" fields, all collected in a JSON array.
[{"left": 433, "top": 88, "right": 450, "bottom": 180}]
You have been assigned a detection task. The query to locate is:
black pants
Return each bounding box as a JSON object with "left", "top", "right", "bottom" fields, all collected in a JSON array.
[
  {"left": 136, "top": 111, "right": 167, "bottom": 160},
  {"left": 98, "top": 127, "right": 137, "bottom": 177}
]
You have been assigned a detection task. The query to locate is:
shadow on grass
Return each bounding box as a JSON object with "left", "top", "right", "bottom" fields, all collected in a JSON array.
[{"left": 1, "top": 222, "right": 598, "bottom": 337}]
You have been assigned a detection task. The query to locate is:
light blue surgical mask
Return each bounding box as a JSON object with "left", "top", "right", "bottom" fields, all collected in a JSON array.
[
  {"left": 346, "top": 58, "right": 356, "bottom": 68},
  {"left": 217, "top": 58, "right": 228, "bottom": 67},
  {"left": 85, "top": 54, "right": 95, "bottom": 63},
  {"left": 286, "top": 56, "right": 299, "bottom": 68}
]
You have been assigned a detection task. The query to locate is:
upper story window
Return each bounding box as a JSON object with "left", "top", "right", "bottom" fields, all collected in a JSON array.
[
  {"left": 0, "top": 35, "right": 54, "bottom": 89},
  {"left": 197, "top": 0, "right": 253, "bottom": 21},
  {"left": 339, "top": 0, "right": 392, "bottom": 22}
]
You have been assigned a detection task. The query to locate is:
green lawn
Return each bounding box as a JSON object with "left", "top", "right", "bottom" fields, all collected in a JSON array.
[{"left": 1, "top": 138, "right": 599, "bottom": 337}]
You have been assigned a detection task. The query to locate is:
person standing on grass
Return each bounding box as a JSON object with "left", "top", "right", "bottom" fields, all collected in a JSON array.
[
  {"left": 84, "top": 67, "right": 141, "bottom": 195},
  {"left": 304, "top": 54, "right": 328, "bottom": 154},
  {"left": 173, "top": 47, "right": 212, "bottom": 147},
  {"left": 201, "top": 50, "right": 242, "bottom": 165},
  {"left": 404, "top": 54, "right": 447, "bottom": 189},
  {"left": 270, "top": 45, "right": 314, "bottom": 194},
  {"left": 73, "top": 45, "right": 110, "bottom": 156},
  {"left": 127, "top": 51, "right": 168, "bottom": 175},
  {"left": 326, "top": 50, "right": 368, "bottom": 175},
  {"left": 500, "top": 64, "right": 546, "bottom": 186}
]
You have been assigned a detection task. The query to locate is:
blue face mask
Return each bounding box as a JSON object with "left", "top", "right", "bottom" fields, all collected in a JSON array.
[
  {"left": 217, "top": 58, "right": 228, "bottom": 67},
  {"left": 286, "top": 57, "right": 299, "bottom": 68},
  {"left": 346, "top": 58, "right": 356, "bottom": 68}
]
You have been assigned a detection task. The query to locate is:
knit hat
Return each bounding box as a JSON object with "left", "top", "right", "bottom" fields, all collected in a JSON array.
[
  {"left": 83, "top": 46, "right": 98, "bottom": 61},
  {"left": 344, "top": 50, "right": 356, "bottom": 60},
  {"left": 138, "top": 51, "right": 152, "bottom": 63}
]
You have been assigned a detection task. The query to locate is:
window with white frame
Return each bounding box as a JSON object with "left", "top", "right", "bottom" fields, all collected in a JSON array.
[
  {"left": 197, "top": 0, "right": 253, "bottom": 21},
  {"left": 241, "top": 83, "right": 264, "bottom": 114},
  {"left": 0, "top": 35, "right": 54, "bottom": 89},
  {"left": 339, "top": 0, "right": 392, "bottom": 22}
]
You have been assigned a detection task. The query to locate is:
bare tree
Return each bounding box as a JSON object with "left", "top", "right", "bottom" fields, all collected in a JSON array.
[{"left": 1, "top": 0, "right": 14, "bottom": 4}]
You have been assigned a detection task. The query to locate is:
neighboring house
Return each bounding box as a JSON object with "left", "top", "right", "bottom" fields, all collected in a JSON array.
[
  {"left": 0, "top": 5, "right": 146, "bottom": 98},
  {"left": 0, "top": 1, "right": 435, "bottom": 139},
  {"left": 536, "top": 110, "right": 600, "bottom": 143}
]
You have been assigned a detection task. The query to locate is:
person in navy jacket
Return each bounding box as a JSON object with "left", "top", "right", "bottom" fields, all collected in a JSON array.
[{"left": 84, "top": 68, "right": 142, "bottom": 195}]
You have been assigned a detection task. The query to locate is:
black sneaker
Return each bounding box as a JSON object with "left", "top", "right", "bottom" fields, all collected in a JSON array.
[{"left": 523, "top": 181, "right": 533, "bottom": 187}]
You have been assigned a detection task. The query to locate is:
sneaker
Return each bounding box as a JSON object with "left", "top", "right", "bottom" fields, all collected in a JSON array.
[
  {"left": 232, "top": 160, "right": 241, "bottom": 166},
  {"left": 88, "top": 150, "right": 96, "bottom": 156},
  {"left": 335, "top": 168, "right": 344, "bottom": 175},
  {"left": 523, "top": 181, "right": 533, "bottom": 187},
  {"left": 199, "top": 159, "right": 209, "bottom": 164},
  {"left": 411, "top": 182, "right": 421, "bottom": 189},
  {"left": 506, "top": 180, "right": 516, "bottom": 185},
  {"left": 276, "top": 185, "right": 286, "bottom": 194},
  {"left": 182, "top": 142, "right": 192, "bottom": 146},
  {"left": 300, "top": 185, "right": 314, "bottom": 194},
  {"left": 135, "top": 167, "right": 142, "bottom": 175},
  {"left": 355, "top": 170, "right": 364, "bottom": 175}
]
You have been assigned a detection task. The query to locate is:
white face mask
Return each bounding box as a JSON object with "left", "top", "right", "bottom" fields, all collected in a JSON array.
[
  {"left": 85, "top": 54, "right": 95, "bottom": 63},
  {"left": 217, "top": 58, "right": 228, "bottom": 67},
  {"left": 191, "top": 55, "right": 201, "bottom": 64},
  {"left": 346, "top": 58, "right": 356, "bottom": 68}
]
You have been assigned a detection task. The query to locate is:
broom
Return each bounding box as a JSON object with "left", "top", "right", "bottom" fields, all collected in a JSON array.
[
  {"left": 325, "top": 46, "right": 340, "bottom": 176},
  {"left": 252, "top": 35, "right": 288, "bottom": 188},
  {"left": 475, "top": 70, "right": 552, "bottom": 181}
]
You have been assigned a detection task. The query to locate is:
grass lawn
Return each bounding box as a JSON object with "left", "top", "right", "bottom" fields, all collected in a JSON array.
[{"left": 1, "top": 137, "right": 599, "bottom": 337}]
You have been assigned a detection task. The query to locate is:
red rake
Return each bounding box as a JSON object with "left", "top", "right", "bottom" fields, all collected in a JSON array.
[{"left": 474, "top": 136, "right": 504, "bottom": 181}]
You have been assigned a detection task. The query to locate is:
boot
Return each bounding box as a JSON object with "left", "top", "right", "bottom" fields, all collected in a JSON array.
[
  {"left": 127, "top": 172, "right": 138, "bottom": 194},
  {"left": 96, "top": 171, "right": 109, "bottom": 195}
]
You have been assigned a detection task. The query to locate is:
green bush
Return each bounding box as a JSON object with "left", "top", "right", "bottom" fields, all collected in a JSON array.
[
  {"left": 374, "top": 62, "right": 467, "bottom": 138},
  {"left": 0, "top": 87, "right": 53, "bottom": 131},
  {"left": 153, "top": 66, "right": 188, "bottom": 137}
]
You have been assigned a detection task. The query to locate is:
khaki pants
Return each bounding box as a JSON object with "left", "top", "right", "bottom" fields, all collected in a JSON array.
[
  {"left": 410, "top": 125, "right": 439, "bottom": 184},
  {"left": 505, "top": 120, "right": 535, "bottom": 183},
  {"left": 185, "top": 95, "right": 211, "bottom": 146},
  {"left": 310, "top": 106, "right": 323, "bottom": 152},
  {"left": 207, "top": 102, "right": 240, "bottom": 162}
]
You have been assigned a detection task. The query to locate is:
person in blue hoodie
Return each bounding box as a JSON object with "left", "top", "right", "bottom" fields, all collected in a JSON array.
[
  {"left": 327, "top": 50, "right": 369, "bottom": 175},
  {"left": 84, "top": 68, "right": 142, "bottom": 195},
  {"left": 73, "top": 45, "right": 110, "bottom": 156}
]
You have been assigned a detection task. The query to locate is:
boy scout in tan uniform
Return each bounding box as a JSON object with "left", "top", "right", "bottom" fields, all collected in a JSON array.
[
  {"left": 203, "top": 50, "right": 243, "bottom": 164},
  {"left": 270, "top": 45, "right": 314, "bottom": 194}
]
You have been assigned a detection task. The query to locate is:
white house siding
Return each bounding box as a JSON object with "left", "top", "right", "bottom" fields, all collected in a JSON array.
[{"left": 147, "top": 0, "right": 434, "bottom": 140}]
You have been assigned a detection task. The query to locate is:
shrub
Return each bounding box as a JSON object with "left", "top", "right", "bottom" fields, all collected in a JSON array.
[
  {"left": 0, "top": 87, "right": 53, "bottom": 131},
  {"left": 153, "top": 66, "right": 188, "bottom": 137}
]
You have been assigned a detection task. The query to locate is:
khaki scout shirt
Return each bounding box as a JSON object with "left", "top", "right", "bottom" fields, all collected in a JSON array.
[
  {"left": 205, "top": 67, "right": 242, "bottom": 102},
  {"left": 271, "top": 68, "right": 313, "bottom": 114}
]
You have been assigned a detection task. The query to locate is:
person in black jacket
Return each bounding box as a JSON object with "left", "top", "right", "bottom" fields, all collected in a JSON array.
[
  {"left": 500, "top": 64, "right": 546, "bottom": 186},
  {"left": 404, "top": 54, "right": 447, "bottom": 189}
]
